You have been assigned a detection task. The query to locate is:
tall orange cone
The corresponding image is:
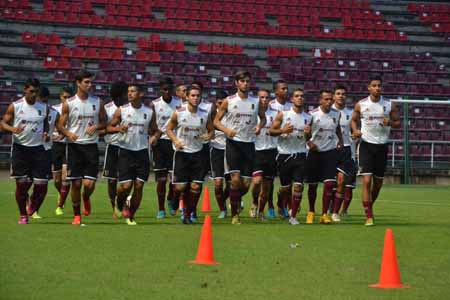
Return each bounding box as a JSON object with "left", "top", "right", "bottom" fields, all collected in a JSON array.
[
  {"left": 201, "top": 186, "right": 211, "bottom": 213},
  {"left": 369, "top": 229, "right": 410, "bottom": 289},
  {"left": 188, "top": 215, "right": 219, "bottom": 265}
]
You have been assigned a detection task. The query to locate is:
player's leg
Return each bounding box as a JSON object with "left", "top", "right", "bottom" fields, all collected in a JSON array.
[
  {"left": 305, "top": 151, "right": 320, "bottom": 224},
  {"left": 214, "top": 178, "right": 226, "bottom": 218},
  {"left": 341, "top": 159, "right": 357, "bottom": 217},
  {"left": 358, "top": 141, "right": 375, "bottom": 226},
  {"left": 258, "top": 177, "right": 272, "bottom": 219},
  {"left": 251, "top": 174, "right": 262, "bottom": 218},
  {"left": 289, "top": 183, "right": 303, "bottom": 225},
  {"left": 15, "top": 178, "right": 31, "bottom": 224},
  {"left": 289, "top": 153, "right": 307, "bottom": 224},
  {"left": 79, "top": 144, "right": 99, "bottom": 217},
  {"left": 332, "top": 171, "right": 345, "bottom": 222},
  {"left": 371, "top": 144, "right": 388, "bottom": 207},
  {"left": 320, "top": 150, "right": 338, "bottom": 224}
]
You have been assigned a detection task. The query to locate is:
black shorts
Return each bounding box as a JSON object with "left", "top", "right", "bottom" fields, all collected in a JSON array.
[
  {"left": 225, "top": 139, "right": 255, "bottom": 178},
  {"left": 201, "top": 143, "right": 211, "bottom": 178},
  {"left": 102, "top": 144, "right": 120, "bottom": 180},
  {"left": 152, "top": 139, "right": 174, "bottom": 173},
  {"left": 253, "top": 148, "right": 277, "bottom": 179},
  {"left": 358, "top": 140, "right": 388, "bottom": 178},
  {"left": 306, "top": 149, "right": 338, "bottom": 183},
  {"left": 118, "top": 148, "right": 150, "bottom": 183},
  {"left": 51, "top": 142, "right": 66, "bottom": 172},
  {"left": 46, "top": 149, "right": 53, "bottom": 180},
  {"left": 173, "top": 150, "right": 204, "bottom": 184},
  {"left": 10, "top": 143, "right": 49, "bottom": 180},
  {"left": 345, "top": 160, "right": 357, "bottom": 188},
  {"left": 67, "top": 143, "right": 99, "bottom": 180},
  {"left": 277, "top": 153, "right": 307, "bottom": 187},
  {"left": 337, "top": 146, "right": 357, "bottom": 179},
  {"left": 210, "top": 147, "right": 225, "bottom": 179}
]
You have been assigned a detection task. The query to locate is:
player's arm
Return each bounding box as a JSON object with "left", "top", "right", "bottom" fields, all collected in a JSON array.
[
  {"left": 205, "top": 114, "right": 215, "bottom": 141},
  {"left": 148, "top": 112, "right": 161, "bottom": 146},
  {"left": 57, "top": 102, "right": 78, "bottom": 141},
  {"left": 270, "top": 111, "right": 293, "bottom": 136},
  {"left": 386, "top": 103, "right": 401, "bottom": 129},
  {"left": 0, "top": 104, "right": 23, "bottom": 134},
  {"left": 52, "top": 112, "right": 64, "bottom": 141},
  {"left": 166, "top": 111, "right": 183, "bottom": 150},
  {"left": 213, "top": 99, "right": 235, "bottom": 137},
  {"left": 305, "top": 117, "right": 318, "bottom": 151},
  {"left": 210, "top": 102, "right": 217, "bottom": 121},
  {"left": 106, "top": 108, "right": 127, "bottom": 133},
  {"left": 351, "top": 102, "right": 362, "bottom": 139},
  {"left": 335, "top": 121, "right": 344, "bottom": 149},
  {"left": 87, "top": 100, "right": 107, "bottom": 136},
  {"left": 255, "top": 101, "right": 266, "bottom": 135}
]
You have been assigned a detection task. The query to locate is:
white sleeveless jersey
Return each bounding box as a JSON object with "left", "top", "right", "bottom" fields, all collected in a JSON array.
[
  {"left": 255, "top": 107, "right": 278, "bottom": 151},
  {"left": 12, "top": 98, "right": 47, "bottom": 147},
  {"left": 153, "top": 96, "right": 182, "bottom": 140},
  {"left": 309, "top": 107, "right": 341, "bottom": 152},
  {"left": 210, "top": 129, "right": 226, "bottom": 150},
  {"left": 277, "top": 108, "right": 312, "bottom": 154},
  {"left": 66, "top": 94, "right": 101, "bottom": 144},
  {"left": 269, "top": 99, "right": 292, "bottom": 112},
  {"left": 174, "top": 107, "right": 209, "bottom": 153},
  {"left": 52, "top": 103, "right": 66, "bottom": 143},
  {"left": 43, "top": 108, "right": 59, "bottom": 150},
  {"left": 118, "top": 103, "right": 152, "bottom": 151},
  {"left": 222, "top": 93, "right": 259, "bottom": 143},
  {"left": 332, "top": 104, "right": 353, "bottom": 147},
  {"left": 183, "top": 100, "right": 213, "bottom": 145},
  {"left": 104, "top": 101, "right": 120, "bottom": 146},
  {"left": 359, "top": 96, "right": 392, "bottom": 145}
]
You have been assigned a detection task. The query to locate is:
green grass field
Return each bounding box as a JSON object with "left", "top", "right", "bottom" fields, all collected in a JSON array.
[{"left": 1, "top": 180, "right": 449, "bottom": 300}]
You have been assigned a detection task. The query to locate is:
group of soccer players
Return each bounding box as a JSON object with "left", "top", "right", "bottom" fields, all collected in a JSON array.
[{"left": 0, "top": 69, "right": 401, "bottom": 226}]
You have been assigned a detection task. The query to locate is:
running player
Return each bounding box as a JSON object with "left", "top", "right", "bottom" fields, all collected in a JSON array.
[
  {"left": 101, "top": 81, "right": 128, "bottom": 219},
  {"left": 52, "top": 86, "right": 73, "bottom": 216},
  {"left": 1, "top": 78, "right": 49, "bottom": 224},
  {"left": 351, "top": 76, "right": 401, "bottom": 226},
  {"left": 175, "top": 84, "right": 187, "bottom": 103},
  {"left": 166, "top": 85, "right": 214, "bottom": 224},
  {"left": 250, "top": 88, "right": 277, "bottom": 220},
  {"left": 151, "top": 77, "right": 181, "bottom": 218},
  {"left": 107, "top": 85, "right": 160, "bottom": 225},
  {"left": 305, "top": 89, "right": 343, "bottom": 224},
  {"left": 214, "top": 70, "right": 266, "bottom": 224},
  {"left": 270, "top": 88, "right": 311, "bottom": 225},
  {"left": 58, "top": 70, "right": 107, "bottom": 225}
]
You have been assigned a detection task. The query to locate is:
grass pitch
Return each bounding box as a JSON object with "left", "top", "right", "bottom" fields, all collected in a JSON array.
[{"left": 1, "top": 180, "right": 449, "bottom": 300}]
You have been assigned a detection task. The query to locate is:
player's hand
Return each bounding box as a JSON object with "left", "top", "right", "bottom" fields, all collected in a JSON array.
[
  {"left": 307, "top": 140, "right": 318, "bottom": 152},
  {"left": 149, "top": 135, "right": 158, "bottom": 146},
  {"left": 336, "top": 141, "right": 343, "bottom": 150},
  {"left": 174, "top": 139, "right": 184, "bottom": 150},
  {"left": 304, "top": 125, "right": 311, "bottom": 135},
  {"left": 53, "top": 133, "right": 65, "bottom": 141},
  {"left": 66, "top": 132, "right": 78, "bottom": 142},
  {"left": 254, "top": 126, "right": 262, "bottom": 136},
  {"left": 43, "top": 132, "right": 50, "bottom": 142},
  {"left": 85, "top": 125, "right": 98, "bottom": 136},
  {"left": 351, "top": 130, "right": 362, "bottom": 140},
  {"left": 12, "top": 126, "right": 24, "bottom": 134},
  {"left": 226, "top": 129, "right": 237, "bottom": 138},
  {"left": 119, "top": 124, "right": 128, "bottom": 133},
  {"left": 282, "top": 123, "right": 294, "bottom": 134},
  {"left": 382, "top": 117, "right": 390, "bottom": 127},
  {"left": 199, "top": 133, "right": 211, "bottom": 141}
]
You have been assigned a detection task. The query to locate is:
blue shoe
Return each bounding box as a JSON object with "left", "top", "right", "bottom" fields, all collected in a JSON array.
[
  {"left": 168, "top": 202, "right": 176, "bottom": 216},
  {"left": 190, "top": 212, "right": 198, "bottom": 223},
  {"left": 180, "top": 208, "right": 186, "bottom": 221},
  {"left": 217, "top": 210, "right": 227, "bottom": 219},
  {"left": 267, "top": 208, "right": 275, "bottom": 219},
  {"left": 284, "top": 208, "right": 290, "bottom": 218},
  {"left": 156, "top": 210, "right": 166, "bottom": 219},
  {"left": 182, "top": 217, "right": 193, "bottom": 225}
]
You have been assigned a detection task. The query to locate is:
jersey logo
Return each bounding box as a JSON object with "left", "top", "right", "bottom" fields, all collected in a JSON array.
[
  {"left": 270, "top": 116, "right": 273, "bottom": 122},
  {"left": 251, "top": 104, "right": 255, "bottom": 109},
  {"left": 144, "top": 113, "right": 147, "bottom": 119},
  {"left": 200, "top": 118, "right": 204, "bottom": 124},
  {"left": 383, "top": 106, "right": 386, "bottom": 112},
  {"left": 333, "top": 118, "right": 336, "bottom": 123},
  {"left": 48, "top": 115, "right": 52, "bottom": 122},
  {"left": 346, "top": 115, "right": 350, "bottom": 120},
  {"left": 92, "top": 105, "right": 96, "bottom": 111},
  {"left": 304, "top": 119, "right": 307, "bottom": 125},
  {"left": 127, "top": 114, "right": 132, "bottom": 118},
  {"left": 182, "top": 118, "right": 187, "bottom": 122},
  {"left": 38, "top": 110, "right": 42, "bottom": 116}
]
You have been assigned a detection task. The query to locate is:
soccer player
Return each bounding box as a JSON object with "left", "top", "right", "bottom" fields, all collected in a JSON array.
[
  {"left": 1, "top": 78, "right": 49, "bottom": 224},
  {"left": 214, "top": 70, "right": 266, "bottom": 224},
  {"left": 58, "top": 70, "right": 107, "bottom": 225},
  {"left": 305, "top": 89, "right": 343, "bottom": 224},
  {"left": 351, "top": 76, "right": 401, "bottom": 226},
  {"left": 329, "top": 85, "right": 357, "bottom": 222},
  {"left": 166, "top": 85, "right": 214, "bottom": 224},
  {"left": 175, "top": 84, "right": 187, "bottom": 103},
  {"left": 152, "top": 77, "right": 182, "bottom": 218},
  {"left": 250, "top": 88, "right": 278, "bottom": 220},
  {"left": 270, "top": 88, "right": 311, "bottom": 225},
  {"left": 209, "top": 90, "right": 230, "bottom": 218},
  {"left": 107, "top": 85, "right": 160, "bottom": 225},
  {"left": 102, "top": 81, "right": 128, "bottom": 219},
  {"left": 52, "top": 86, "right": 72, "bottom": 216}
]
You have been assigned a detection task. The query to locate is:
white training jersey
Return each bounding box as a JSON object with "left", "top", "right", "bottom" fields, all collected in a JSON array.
[
  {"left": 277, "top": 108, "right": 312, "bottom": 154},
  {"left": 309, "top": 106, "right": 341, "bottom": 152},
  {"left": 174, "top": 106, "right": 209, "bottom": 153},
  {"left": 332, "top": 104, "right": 353, "bottom": 147},
  {"left": 359, "top": 96, "right": 392, "bottom": 145},
  {"left": 52, "top": 103, "right": 66, "bottom": 143},
  {"left": 104, "top": 101, "right": 121, "bottom": 146},
  {"left": 222, "top": 93, "right": 259, "bottom": 143},
  {"left": 255, "top": 107, "right": 278, "bottom": 151},
  {"left": 12, "top": 97, "right": 47, "bottom": 147},
  {"left": 43, "top": 108, "right": 58, "bottom": 150},
  {"left": 118, "top": 103, "right": 152, "bottom": 151},
  {"left": 269, "top": 99, "right": 292, "bottom": 112},
  {"left": 153, "top": 96, "right": 182, "bottom": 140},
  {"left": 66, "top": 94, "right": 101, "bottom": 144},
  {"left": 183, "top": 100, "right": 213, "bottom": 145}
]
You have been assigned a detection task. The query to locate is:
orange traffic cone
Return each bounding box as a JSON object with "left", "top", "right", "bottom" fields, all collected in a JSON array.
[
  {"left": 369, "top": 229, "right": 410, "bottom": 289},
  {"left": 188, "top": 215, "right": 219, "bottom": 265},
  {"left": 201, "top": 186, "right": 211, "bottom": 213}
]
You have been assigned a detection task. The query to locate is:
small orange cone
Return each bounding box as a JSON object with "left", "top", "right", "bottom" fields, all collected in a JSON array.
[
  {"left": 369, "top": 229, "right": 410, "bottom": 289},
  {"left": 201, "top": 186, "right": 211, "bottom": 213},
  {"left": 188, "top": 215, "right": 219, "bottom": 265}
]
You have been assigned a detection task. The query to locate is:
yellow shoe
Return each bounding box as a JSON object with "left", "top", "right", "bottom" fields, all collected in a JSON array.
[
  {"left": 365, "top": 217, "right": 374, "bottom": 226},
  {"left": 320, "top": 214, "right": 332, "bottom": 224},
  {"left": 113, "top": 207, "right": 122, "bottom": 219},
  {"left": 231, "top": 215, "right": 241, "bottom": 225},
  {"left": 31, "top": 212, "right": 42, "bottom": 219},
  {"left": 126, "top": 218, "right": 137, "bottom": 226},
  {"left": 305, "top": 211, "right": 315, "bottom": 224},
  {"left": 55, "top": 207, "right": 64, "bottom": 216}
]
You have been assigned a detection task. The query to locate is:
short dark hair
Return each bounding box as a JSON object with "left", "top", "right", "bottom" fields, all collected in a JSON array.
[
  {"left": 291, "top": 88, "right": 304, "bottom": 94},
  {"left": 159, "top": 77, "right": 174, "bottom": 87},
  {"left": 176, "top": 83, "right": 186, "bottom": 90},
  {"left": 186, "top": 85, "right": 201, "bottom": 96},
  {"left": 74, "top": 69, "right": 93, "bottom": 83},
  {"left": 273, "top": 80, "right": 286, "bottom": 91},
  {"left": 368, "top": 75, "right": 382, "bottom": 85},
  {"left": 191, "top": 81, "right": 204, "bottom": 91},
  {"left": 110, "top": 81, "right": 128, "bottom": 100},
  {"left": 319, "top": 89, "right": 333, "bottom": 98},
  {"left": 128, "top": 84, "right": 144, "bottom": 93},
  {"left": 234, "top": 70, "right": 251, "bottom": 81},
  {"left": 24, "top": 78, "right": 40, "bottom": 89},
  {"left": 333, "top": 84, "right": 347, "bottom": 93},
  {"left": 39, "top": 86, "right": 50, "bottom": 98},
  {"left": 60, "top": 86, "right": 73, "bottom": 96},
  {"left": 215, "top": 90, "right": 228, "bottom": 100}
]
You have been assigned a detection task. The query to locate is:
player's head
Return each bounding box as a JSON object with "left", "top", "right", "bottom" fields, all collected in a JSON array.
[
  {"left": 127, "top": 85, "right": 144, "bottom": 105},
  {"left": 368, "top": 76, "right": 382, "bottom": 98},
  {"left": 273, "top": 80, "right": 288, "bottom": 100},
  {"left": 110, "top": 80, "right": 128, "bottom": 106},
  {"left": 333, "top": 84, "right": 347, "bottom": 107},
  {"left": 59, "top": 86, "right": 73, "bottom": 102},
  {"left": 291, "top": 88, "right": 304, "bottom": 108},
  {"left": 186, "top": 85, "right": 201, "bottom": 107},
  {"left": 159, "top": 77, "right": 174, "bottom": 100},
  {"left": 38, "top": 86, "right": 50, "bottom": 103},
  {"left": 234, "top": 70, "right": 251, "bottom": 94},
  {"left": 191, "top": 81, "right": 204, "bottom": 92},
  {"left": 319, "top": 89, "right": 333, "bottom": 112},
  {"left": 215, "top": 90, "right": 228, "bottom": 108},
  {"left": 257, "top": 88, "right": 270, "bottom": 107},
  {"left": 175, "top": 84, "right": 187, "bottom": 101},
  {"left": 23, "top": 78, "right": 40, "bottom": 101},
  {"left": 74, "top": 69, "right": 93, "bottom": 95}
]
